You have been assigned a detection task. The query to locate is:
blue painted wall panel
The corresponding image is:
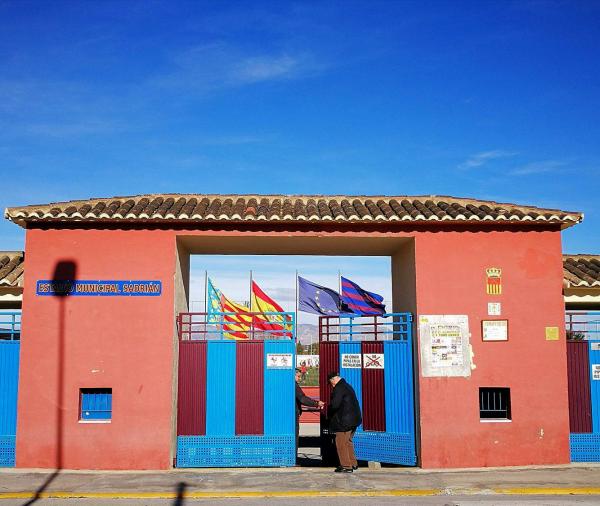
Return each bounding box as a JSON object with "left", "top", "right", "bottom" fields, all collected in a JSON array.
[
  {"left": 0, "top": 341, "right": 20, "bottom": 467},
  {"left": 206, "top": 341, "right": 236, "bottom": 436},
  {"left": 384, "top": 341, "right": 415, "bottom": 435},
  {"left": 589, "top": 340, "right": 600, "bottom": 433},
  {"left": 0, "top": 341, "right": 20, "bottom": 435},
  {"left": 264, "top": 341, "right": 295, "bottom": 435},
  {"left": 339, "top": 341, "right": 363, "bottom": 431}
]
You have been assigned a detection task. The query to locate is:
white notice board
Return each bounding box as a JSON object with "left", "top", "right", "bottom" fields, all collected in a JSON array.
[{"left": 419, "top": 315, "right": 471, "bottom": 377}]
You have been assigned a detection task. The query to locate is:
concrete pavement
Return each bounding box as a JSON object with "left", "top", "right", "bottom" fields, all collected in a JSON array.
[{"left": 1, "top": 463, "right": 600, "bottom": 500}]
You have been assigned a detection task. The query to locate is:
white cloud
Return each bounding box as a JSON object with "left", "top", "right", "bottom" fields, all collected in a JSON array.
[
  {"left": 458, "top": 150, "right": 518, "bottom": 170},
  {"left": 509, "top": 159, "right": 568, "bottom": 176},
  {"left": 152, "top": 42, "right": 319, "bottom": 95}
]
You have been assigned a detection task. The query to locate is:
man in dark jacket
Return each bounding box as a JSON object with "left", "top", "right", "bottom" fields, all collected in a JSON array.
[
  {"left": 295, "top": 368, "right": 323, "bottom": 459},
  {"left": 326, "top": 371, "right": 362, "bottom": 473}
]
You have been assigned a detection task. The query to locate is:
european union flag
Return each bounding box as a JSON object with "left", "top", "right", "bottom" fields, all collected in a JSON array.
[
  {"left": 298, "top": 276, "right": 341, "bottom": 316},
  {"left": 341, "top": 276, "right": 386, "bottom": 315}
]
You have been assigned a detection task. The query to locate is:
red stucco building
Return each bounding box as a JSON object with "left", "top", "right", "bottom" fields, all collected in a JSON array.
[{"left": 3, "top": 194, "right": 583, "bottom": 469}]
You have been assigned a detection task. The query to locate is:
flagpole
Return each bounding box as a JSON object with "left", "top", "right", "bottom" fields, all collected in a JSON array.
[
  {"left": 204, "top": 270, "right": 208, "bottom": 314},
  {"left": 338, "top": 269, "right": 342, "bottom": 312},
  {"left": 249, "top": 269, "right": 253, "bottom": 339},
  {"left": 295, "top": 270, "right": 299, "bottom": 318}
]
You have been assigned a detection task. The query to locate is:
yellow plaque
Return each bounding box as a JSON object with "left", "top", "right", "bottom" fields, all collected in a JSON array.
[{"left": 545, "top": 327, "right": 559, "bottom": 341}]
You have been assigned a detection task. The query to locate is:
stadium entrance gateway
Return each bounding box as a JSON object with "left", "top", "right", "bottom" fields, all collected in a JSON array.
[{"left": 3, "top": 194, "right": 581, "bottom": 470}]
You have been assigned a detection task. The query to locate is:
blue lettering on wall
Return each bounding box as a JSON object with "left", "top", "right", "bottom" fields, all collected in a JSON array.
[{"left": 36, "top": 280, "right": 162, "bottom": 296}]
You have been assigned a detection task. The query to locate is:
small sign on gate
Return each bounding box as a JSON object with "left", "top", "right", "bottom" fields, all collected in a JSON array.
[
  {"left": 592, "top": 364, "right": 600, "bottom": 381},
  {"left": 363, "top": 353, "right": 384, "bottom": 369},
  {"left": 341, "top": 353, "right": 362, "bottom": 369},
  {"left": 266, "top": 353, "right": 293, "bottom": 369}
]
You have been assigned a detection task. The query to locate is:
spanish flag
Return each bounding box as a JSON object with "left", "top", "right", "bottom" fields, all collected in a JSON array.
[{"left": 251, "top": 280, "right": 293, "bottom": 337}]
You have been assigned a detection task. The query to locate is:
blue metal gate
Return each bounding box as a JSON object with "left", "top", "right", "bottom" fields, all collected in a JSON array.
[
  {"left": 0, "top": 312, "right": 21, "bottom": 467},
  {"left": 566, "top": 311, "right": 600, "bottom": 462},
  {"left": 319, "top": 313, "right": 417, "bottom": 465},
  {"left": 176, "top": 311, "right": 296, "bottom": 467}
]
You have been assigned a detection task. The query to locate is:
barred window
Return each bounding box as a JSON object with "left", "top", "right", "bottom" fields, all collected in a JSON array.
[
  {"left": 80, "top": 388, "right": 112, "bottom": 421},
  {"left": 479, "top": 387, "right": 511, "bottom": 420}
]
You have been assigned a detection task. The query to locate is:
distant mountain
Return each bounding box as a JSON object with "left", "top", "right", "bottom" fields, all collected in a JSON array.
[{"left": 296, "top": 323, "right": 319, "bottom": 345}]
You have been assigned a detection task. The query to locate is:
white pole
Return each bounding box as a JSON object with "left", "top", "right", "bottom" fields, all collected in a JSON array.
[{"left": 204, "top": 270, "right": 208, "bottom": 314}]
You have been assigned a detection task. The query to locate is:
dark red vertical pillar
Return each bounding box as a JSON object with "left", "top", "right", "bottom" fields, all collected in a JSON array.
[
  {"left": 567, "top": 341, "right": 592, "bottom": 433},
  {"left": 361, "top": 341, "right": 386, "bottom": 432},
  {"left": 319, "top": 342, "right": 340, "bottom": 413},
  {"left": 235, "top": 341, "right": 264, "bottom": 435},
  {"left": 177, "top": 341, "right": 207, "bottom": 436}
]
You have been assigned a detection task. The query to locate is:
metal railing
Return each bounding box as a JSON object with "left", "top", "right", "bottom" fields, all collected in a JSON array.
[
  {"left": 0, "top": 311, "right": 21, "bottom": 340},
  {"left": 319, "top": 313, "right": 412, "bottom": 342},
  {"left": 177, "top": 311, "right": 295, "bottom": 340},
  {"left": 565, "top": 311, "right": 600, "bottom": 340}
]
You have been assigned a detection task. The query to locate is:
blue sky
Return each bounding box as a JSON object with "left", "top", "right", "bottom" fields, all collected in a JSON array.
[{"left": 1, "top": 0, "right": 599, "bottom": 308}]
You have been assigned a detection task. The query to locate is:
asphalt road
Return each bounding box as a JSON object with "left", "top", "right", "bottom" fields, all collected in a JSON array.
[{"left": 1, "top": 496, "right": 600, "bottom": 506}]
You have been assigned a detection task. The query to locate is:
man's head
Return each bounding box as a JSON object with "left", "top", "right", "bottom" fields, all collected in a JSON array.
[
  {"left": 327, "top": 371, "right": 341, "bottom": 387},
  {"left": 295, "top": 368, "right": 302, "bottom": 382}
]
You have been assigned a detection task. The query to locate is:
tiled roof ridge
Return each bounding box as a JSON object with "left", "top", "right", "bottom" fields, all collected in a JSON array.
[
  {"left": 563, "top": 254, "right": 600, "bottom": 288},
  {"left": 0, "top": 251, "right": 24, "bottom": 287},
  {"left": 4, "top": 192, "right": 582, "bottom": 212},
  {"left": 4, "top": 193, "right": 583, "bottom": 230}
]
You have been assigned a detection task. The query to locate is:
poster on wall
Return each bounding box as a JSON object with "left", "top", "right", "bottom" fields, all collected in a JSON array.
[
  {"left": 419, "top": 315, "right": 471, "bottom": 377},
  {"left": 482, "top": 320, "right": 509, "bottom": 341}
]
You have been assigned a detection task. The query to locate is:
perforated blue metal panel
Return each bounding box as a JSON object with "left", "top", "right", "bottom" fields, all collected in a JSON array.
[
  {"left": 339, "top": 341, "right": 363, "bottom": 431},
  {"left": 0, "top": 341, "right": 19, "bottom": 467},
  {"left": 263, "top": 340, "right": 295, "bottom": 436},
  {"left": 353, "top": 431, "right": 416, "bottom": 465},
  {"left": 206, "top": 341, "right": 236, "bottom": 436},
  {"left": 570, "top": 433, "right": 600, "bottom": 462},
  {"left": 177, "top": 435, "right": 295, "bottom": 467},
  {"left": 589, "top": 340, "right": 600, "bottom": 433}
]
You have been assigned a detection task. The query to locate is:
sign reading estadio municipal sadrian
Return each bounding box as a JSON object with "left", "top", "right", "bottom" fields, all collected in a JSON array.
[{"left": 36, "top": 280, "right": 162, "bottom": 296}]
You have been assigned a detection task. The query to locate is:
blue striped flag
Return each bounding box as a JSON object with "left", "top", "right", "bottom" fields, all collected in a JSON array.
[{"left": 341, "top": 276, "right": 386, "bottom": 315}]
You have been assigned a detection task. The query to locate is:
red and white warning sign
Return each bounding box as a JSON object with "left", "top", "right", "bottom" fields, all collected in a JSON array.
[{"left": 363, "top": 353, "right": 384, "bottom": 369}]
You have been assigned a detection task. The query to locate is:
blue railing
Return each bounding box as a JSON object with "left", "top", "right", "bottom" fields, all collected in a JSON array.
[
  {"left": 178, "top": 311, "right": 296, "bottom": 341},
  {"left": 0, "top": 311, "right": 21, "bottom": 340},
  {"left": 319, "top": 313, "right": 412, "bottom": 341},
  {"left": 566, "top": 311, "right": 600, "bottom": 340}
]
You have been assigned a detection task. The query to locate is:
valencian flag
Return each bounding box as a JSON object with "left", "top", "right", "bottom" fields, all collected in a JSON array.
[
  {"left": 207, "top": 278, "right": 253, "bottom": 339},
  {"left": 341, "top": 276, "right": 386, "bottom": 315},
  {"left": 298, "top": 276, "right": 343, "bottom": 316},
  {"left": 251, "top": 280, "right": 292, "bottom": 337}
]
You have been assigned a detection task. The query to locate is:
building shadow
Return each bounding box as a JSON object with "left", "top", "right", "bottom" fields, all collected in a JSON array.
[
  {"left": 173, "top": 482, "right": 187, "bottom": 505},
  {"left": 22, "top": 260, "right": 77, "bottom": 506}
]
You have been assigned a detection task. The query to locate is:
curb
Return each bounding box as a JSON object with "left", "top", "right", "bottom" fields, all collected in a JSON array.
[{"left": 1, "top": 488, "right": 600, "bottom": 499}]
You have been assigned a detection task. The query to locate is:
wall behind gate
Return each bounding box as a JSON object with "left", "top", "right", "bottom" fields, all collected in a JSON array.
[
  {"left": 413, "top": 229, "right": 570, "bottom": 468},
  {"left": 16, "top": 228, "right": 177, "bottom": 470}
]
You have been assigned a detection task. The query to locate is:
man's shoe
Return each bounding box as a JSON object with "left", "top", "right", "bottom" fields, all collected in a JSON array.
[
  {"left": 334, "top": 467, "right": 353, "bottom": 473},
  {"left": 352, "top": 465, "right": 358, "bottom": 470}
]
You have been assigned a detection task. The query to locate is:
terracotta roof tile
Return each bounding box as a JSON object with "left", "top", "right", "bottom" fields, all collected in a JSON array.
[
  {"left": 4, "top": 194, "right": 583, "bottom": 229},
  {"left": 563, "top": 255, "right": 600, "bottom": 288},
  {"left": 0, "top": 252, "right": 24, "bottom": 287}
]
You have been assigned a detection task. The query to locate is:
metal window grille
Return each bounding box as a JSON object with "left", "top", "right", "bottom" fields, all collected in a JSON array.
[
  {"left": 479, "top": 387, "right": 511, "bottom": 420},
  {"left": 0, "top": 312, "right": 21, "bottom": 340},
  {"left": 80, "top": 388, "right": 112, "bottom": 420}
]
